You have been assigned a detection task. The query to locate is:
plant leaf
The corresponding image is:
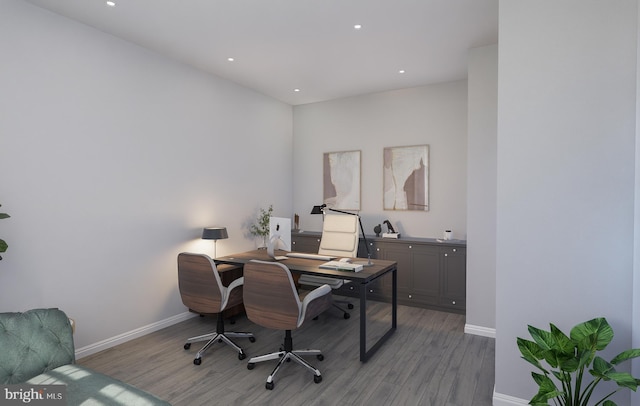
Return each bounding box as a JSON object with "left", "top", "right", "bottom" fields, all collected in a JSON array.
[
  {"left": 0, "top": 213, "right": 9, "bottom": 219},
  {"left": 610, "top": 348, "right": 640, "bottom": 365},
  {"left": 605, "top": 372, "right": 639, "bottom": 390},
  {"left": 591, "top": 356, "right": 614, "bottom": 379},
  {"left": 570, "top": 318, "right": 613, "bottom": 352},
  {"left": 0, "top": 239, "right": 6, "bottom": 253},
  {"left": 602, "top": 401, "right": 617, "bottom": 406},
  {"left": 518, "top": 337, "right": 549, "bottom": 372},
  {"left": 530, "top": 372, "right": 562, "bottom": 404},
  {"left": 550, "top": 323, "right": 575, "bottom": 353},
  {"left": 529, "top": 325, "right": 555, "bottom": 351}
]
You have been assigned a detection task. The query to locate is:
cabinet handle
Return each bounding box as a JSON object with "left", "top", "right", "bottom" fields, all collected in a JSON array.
[
  {"left": 292, "top": 241, "right": 296, "bottom": 245},
  {"left": 369, "top": 289, "right": 374, "bottom": 293},
  {"left": 409, "top": 245, "right": 412, "bottom": 249},
  {"left": 452, "top": 248, "right": 457, "bottom": 252},
  {"left": 444, "top": 253, "right": 448, "bottom": 257},
  {"left": 408, "top": 294, "right": 412, "bottom": 299},
  {"left": 376, "top": 248, "right": 380, "bottom": 252},
  {"left": 452, "top": 301, "right": 456, "bottom": 305}
]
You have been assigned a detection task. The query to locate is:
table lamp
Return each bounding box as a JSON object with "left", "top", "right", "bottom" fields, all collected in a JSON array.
[{"left": 202, "top": 226, "right": 228, "bottom": 258}]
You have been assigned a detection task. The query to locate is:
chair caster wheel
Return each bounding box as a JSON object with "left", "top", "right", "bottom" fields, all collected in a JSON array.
[
  {"left": 247, "top": 363, "right": 255, "bottom": 370},
  {"left": 266, "top": 382, "right": 274, "bottom": 390},
  {"left": 249, "top": 337, "right": 256, "bottom": 343},
  {"left": 348, "top": 303, "right": 354, "bottom": 309},
  {"left": 314, "top": 374, "right": 322, "bottom": 384},
  {"left": 184, "top": 343, "right": 191, "bottom": 350},
  {"left": 317, "top": 354, "right": 324, "bottom": 361},
  {"left": 343, "top": 313, "right": 350, "bottom": 319},
  {"left": 193, "top": 358, "right": 201, "bottom": 365},
  {"left": 238, "top": 352, "right": 246, "bottom": 360}
]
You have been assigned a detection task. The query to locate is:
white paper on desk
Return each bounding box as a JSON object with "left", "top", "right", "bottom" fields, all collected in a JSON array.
[{"left": 319, "top": 261, "right": 363, "bottom": 272}]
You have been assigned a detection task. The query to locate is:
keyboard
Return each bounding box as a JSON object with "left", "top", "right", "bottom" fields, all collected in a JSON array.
[{"left": 285, "top": 252, "right": 336, "bottom": 261}]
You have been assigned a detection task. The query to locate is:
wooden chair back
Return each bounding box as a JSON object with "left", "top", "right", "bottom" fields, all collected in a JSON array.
[
  {"left": 242, "top": 260, "right": 301, "bottom": 330},
  {"left": 177, "top": 252, "right": 224, "bottom": 314}
]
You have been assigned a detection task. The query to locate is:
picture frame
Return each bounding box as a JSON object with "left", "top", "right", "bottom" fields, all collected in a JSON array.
[
  {"left": 323, "top": 150, "right": 361, "bottom": 210},
  {"left": 383, "top": 145, "right": 429, "bottom": 211}
]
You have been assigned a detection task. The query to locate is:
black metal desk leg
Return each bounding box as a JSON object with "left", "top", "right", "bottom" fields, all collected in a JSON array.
[{"left": 359, "top": 282, "right": 367, "bottom": 362}]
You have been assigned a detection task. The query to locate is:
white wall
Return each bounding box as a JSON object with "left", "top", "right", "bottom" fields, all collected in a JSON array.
[
  {"left": 634, "top": 2, "right": 640, "bottom": 404},
  {"left": 495, "top": 1, "right": 637, "bottom": 404},
  {"left": 292, "top": 82, "right": 468, "bottom": 240},
  {"left": 466, "top": 44, "right": 498, "bottom": 336},
  {"left": 0, "top": 0, "right": 292, "bottom": 353}
]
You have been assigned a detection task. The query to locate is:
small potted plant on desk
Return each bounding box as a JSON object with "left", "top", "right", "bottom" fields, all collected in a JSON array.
[
  {"left": 517, "top": 317, "right": 640, "bottom": 406},
  {"left": 250, "top": 205, "right": 273, "bottom": 248}
]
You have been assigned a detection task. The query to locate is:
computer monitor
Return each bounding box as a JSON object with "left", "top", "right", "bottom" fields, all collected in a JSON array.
[{"left": 268, "top": 217, "right": 291, "bottom": 251}]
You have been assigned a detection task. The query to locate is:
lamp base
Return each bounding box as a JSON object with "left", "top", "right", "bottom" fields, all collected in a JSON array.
[{"left": 353, "top": 255, "right": 374, "bottom": 267}]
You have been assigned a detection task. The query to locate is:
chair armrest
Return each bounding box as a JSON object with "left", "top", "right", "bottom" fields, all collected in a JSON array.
[
  {"left": 299, "top": 275, "right": 344, "bottom": 289},
  {"left": 227, "top": 276, "right": 244, "bottom": 292},
  {"left": 299, "top": 284, "right": 332, "bottom": 325}
]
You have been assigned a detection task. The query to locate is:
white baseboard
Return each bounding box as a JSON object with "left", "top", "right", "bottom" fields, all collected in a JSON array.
[
  {"left": 464, "top": 323, "right": 496, "bottom": 338},
  {"left": 75, "top": 311, "right": 197, "bottom": 359},
  {"left": 493, "top": 389, "right": 528, "bottom": 406}
]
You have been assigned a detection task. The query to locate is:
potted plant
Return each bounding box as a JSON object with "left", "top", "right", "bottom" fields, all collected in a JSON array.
[
  {"left": 517, "top": 317, "right": 640, "bottom": 406},
  {"left": 0, "top": 204, "right": 9, "bottom": 260},
  {"left": 249, "top": 205, "right": 273, "bottom": 247}
]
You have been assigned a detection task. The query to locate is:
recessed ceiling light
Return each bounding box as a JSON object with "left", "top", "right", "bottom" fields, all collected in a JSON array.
[
  {"left": 354, "top": 24, "right": 362, "bottom": 30},
  {"left": 106, "top": 1, "right": 116, "bottom": 6},
  {"left": 227, "top": 57, "right": 235, "bottom": 62},
  {"left": 398, "top": 70, "right": 406, "bottom": 74},
  {"left": 294, "top": 88, "right": 301, "bottom": 92}
]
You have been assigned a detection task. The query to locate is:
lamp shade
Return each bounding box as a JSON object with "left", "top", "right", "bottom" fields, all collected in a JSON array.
[
  {"left": 310, "top": 204, "right": 327, "bottom": 215},
  {"left": 202, "top": 227, "right": 228, "bottom": 240}
]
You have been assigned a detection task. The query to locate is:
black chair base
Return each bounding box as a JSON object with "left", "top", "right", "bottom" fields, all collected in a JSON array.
[
  {"left": 246, "top": 330, "right": 323, "bottom": 390},
  {"left": 184, "top": 314, "right": 254, "bottom": 364}
]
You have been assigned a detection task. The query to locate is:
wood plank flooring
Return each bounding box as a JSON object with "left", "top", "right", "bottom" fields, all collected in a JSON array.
[{"left": 78, "top": 300, "right": 494, "bottom": 405}]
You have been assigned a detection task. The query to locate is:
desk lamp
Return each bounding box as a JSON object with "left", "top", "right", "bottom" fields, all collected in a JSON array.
[{"left": 202, "top": 227, "right": 228, "bottom": 258}]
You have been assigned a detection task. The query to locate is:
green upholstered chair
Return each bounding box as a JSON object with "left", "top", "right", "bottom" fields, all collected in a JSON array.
[{"left": 0, "top": 308, "right": 170, "bottom": 405}]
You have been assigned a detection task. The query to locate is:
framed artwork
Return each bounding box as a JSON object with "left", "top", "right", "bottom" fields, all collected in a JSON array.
[
  {"left": 323, "top": 150, "right": 361, "bottom": 210},
  {"left": 383, "top": 145, "right": 429, "bottom": 211}
]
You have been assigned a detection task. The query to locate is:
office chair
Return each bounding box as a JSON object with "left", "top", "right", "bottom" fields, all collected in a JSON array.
[
  {"left": 177, "top": 252, "right": 255, "bottom": 365},
  {"left": 243, "top": 260, "right": 332, "bottom": 390},
  {"left": 298, "top": 213, "right": 358, "bottom": 319}
]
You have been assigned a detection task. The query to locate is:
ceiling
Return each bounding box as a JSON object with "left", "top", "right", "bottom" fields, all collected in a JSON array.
[{"left": 24, "top": 0, "right": 498, "bottom": 106}]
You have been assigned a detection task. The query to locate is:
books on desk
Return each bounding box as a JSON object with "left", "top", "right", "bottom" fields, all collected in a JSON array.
[{"left": 319, "top": 261, "right": 363, "bottom": 272}]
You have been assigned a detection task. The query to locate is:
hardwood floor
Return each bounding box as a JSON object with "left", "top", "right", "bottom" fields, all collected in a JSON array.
[{"left": 78, "top": 300, "right": 495, "bottom": 405}]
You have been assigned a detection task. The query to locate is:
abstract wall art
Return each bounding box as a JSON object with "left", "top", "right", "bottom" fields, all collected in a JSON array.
[
  {"left": 383, "top": 145, "right": 429, "bottom": 211},
  {"left": 323, "top": 150, "right": 361, "bottom": 210}
]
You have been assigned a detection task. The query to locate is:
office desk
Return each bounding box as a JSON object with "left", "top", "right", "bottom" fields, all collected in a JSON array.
[{"left": 215, "top": 249, "right": 397, "bottom": 362}]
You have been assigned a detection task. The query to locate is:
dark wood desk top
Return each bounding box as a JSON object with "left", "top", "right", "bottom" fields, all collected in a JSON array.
[{"left": 215, "top": 249, "right": 397, "bottom": 283}]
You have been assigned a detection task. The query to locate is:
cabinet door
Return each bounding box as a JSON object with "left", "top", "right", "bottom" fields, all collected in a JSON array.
[
  {"left": 291, "top": 234, "right": 321, "bottom": 253},
  {"left": 376, "top": 244, "right": 411, "bottom": 293},
  {"left": 410, "top": 245, "right": 440, "bottom": 306},
  {"left": 440, "top": 247, "right": 466, "bottom": 311}
]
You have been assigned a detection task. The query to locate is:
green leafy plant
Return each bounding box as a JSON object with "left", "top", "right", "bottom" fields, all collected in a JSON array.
[
  {"left": 0, "top": 204, "right": 9, "bottom": 260},
  {"left": 249, "top": 205, "right": 273, "bottom": 246},
  {"left": 517, "top": 317, "right": 640, "bottom": 406}
]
